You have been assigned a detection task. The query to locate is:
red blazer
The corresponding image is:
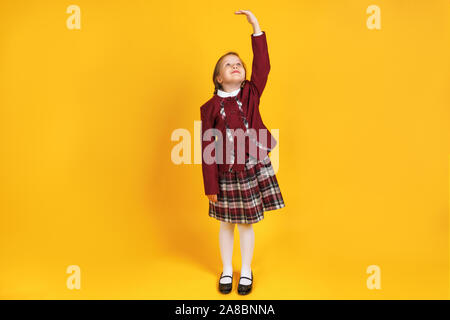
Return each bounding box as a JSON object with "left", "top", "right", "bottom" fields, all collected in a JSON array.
[{"left": 200, "top": 31, "right": 277, "bottom": 195}]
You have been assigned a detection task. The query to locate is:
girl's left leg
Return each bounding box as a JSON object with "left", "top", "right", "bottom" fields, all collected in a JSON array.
[{"left": 237, "top": 223, "right": 255, "bottom": 285}]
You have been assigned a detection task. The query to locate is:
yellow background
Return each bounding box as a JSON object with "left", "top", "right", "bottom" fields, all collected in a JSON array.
[{"left": 0, "top": 0, "right": 449, "bottom": 299}]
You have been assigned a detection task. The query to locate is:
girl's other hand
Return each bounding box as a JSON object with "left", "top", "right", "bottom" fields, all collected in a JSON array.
[
  {"left": 235, "top": 10, "right": 258, "bottom": 25},
  {"left": 207, "top": 194, "right": 218, "bottom": 202}
]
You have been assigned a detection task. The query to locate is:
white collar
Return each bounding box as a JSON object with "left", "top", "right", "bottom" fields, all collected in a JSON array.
[{"left": 217, "top": 87, "right": 241, "bottom": 98}]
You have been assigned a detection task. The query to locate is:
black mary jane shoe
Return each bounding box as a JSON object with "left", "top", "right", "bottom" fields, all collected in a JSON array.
[
  {"left": 218, "top": 272, "right": 233, "bottom": 294},
  {"left": 237, "top": 271, "right": 253, "bottom": 295}
]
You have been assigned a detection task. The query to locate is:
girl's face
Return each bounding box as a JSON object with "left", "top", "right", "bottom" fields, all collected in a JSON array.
[{"left": 217, "top": 55, "right": 245, "bottom": 89}]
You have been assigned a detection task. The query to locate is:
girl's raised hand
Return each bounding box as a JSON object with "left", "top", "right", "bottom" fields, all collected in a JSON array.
[
  {"left": 207, "top": 194, "right": 218, "bottom": 202},
  {"left": 235, "top": 10, "right": 258, "bottom": 25}
]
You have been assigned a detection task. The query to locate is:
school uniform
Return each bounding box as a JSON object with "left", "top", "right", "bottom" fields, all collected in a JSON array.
[{"left": 200, "top": 31, "right": 285, "bottom": 224}]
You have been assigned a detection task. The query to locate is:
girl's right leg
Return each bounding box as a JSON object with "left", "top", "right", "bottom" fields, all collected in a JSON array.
[{"left": 219, "top": 221, "right": 235, "bottom": 284}]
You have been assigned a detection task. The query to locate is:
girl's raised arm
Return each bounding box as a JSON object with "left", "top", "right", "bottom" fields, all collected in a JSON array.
[{"left": 235, "top": 10, "right": 270, "bottom": 98}]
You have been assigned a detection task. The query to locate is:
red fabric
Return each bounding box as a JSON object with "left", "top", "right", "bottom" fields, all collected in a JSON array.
[
  {"left": 208, "top": 156, "right": 285, "bottom": 224},
  {"left": 200, "top": 31, "right": 277, "bottom": 195}
]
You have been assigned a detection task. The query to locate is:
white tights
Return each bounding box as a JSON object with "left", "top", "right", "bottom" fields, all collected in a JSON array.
[{"left": 219, "top": 221, "right": 254, "bottom": 285}]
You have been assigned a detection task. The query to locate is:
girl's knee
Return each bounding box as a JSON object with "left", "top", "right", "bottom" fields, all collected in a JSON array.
[
  {"left": 237, "top": 223, "right": 253, "bottom": 230},
  {"left": 220, "top": 221, "right": 236, "bottom": 229}
]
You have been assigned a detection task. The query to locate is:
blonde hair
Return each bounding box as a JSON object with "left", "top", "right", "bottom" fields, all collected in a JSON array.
[{"left": 212, "top": 52, "right": 247, "bottom": 94}]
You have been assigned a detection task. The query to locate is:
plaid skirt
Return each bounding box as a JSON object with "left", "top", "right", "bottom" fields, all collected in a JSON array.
[{"left": 209, "top": 155, "right": 285, "bottom": 224}]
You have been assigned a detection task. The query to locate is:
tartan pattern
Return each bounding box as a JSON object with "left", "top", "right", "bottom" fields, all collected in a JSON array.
[{"left": 209, "top": 155, "right": 285, "bottom": 224}]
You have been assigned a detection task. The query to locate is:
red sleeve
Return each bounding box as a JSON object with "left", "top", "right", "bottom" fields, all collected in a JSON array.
[
  {"left": 250, "top": 31, "right": 271, "bottom": 98},
  {"left": 200, "top": 106, "right": 219, "bottom": 195}
]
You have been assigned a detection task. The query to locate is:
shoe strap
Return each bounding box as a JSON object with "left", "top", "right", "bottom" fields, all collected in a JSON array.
[
  {"left": 220, "top": 275, "right": 233, "bottom": 279},
  {"left": 239, "top": 276, "right": 253, "bottom": 281}
]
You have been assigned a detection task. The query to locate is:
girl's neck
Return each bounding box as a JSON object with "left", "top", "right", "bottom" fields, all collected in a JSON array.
[{"left": 220, "top": 81, "right": 243, "bottom": 93}]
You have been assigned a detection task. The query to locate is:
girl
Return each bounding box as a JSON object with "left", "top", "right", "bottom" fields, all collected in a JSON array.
[{"left": 200, "top": 10, "right": 285, "bottom": 295}]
